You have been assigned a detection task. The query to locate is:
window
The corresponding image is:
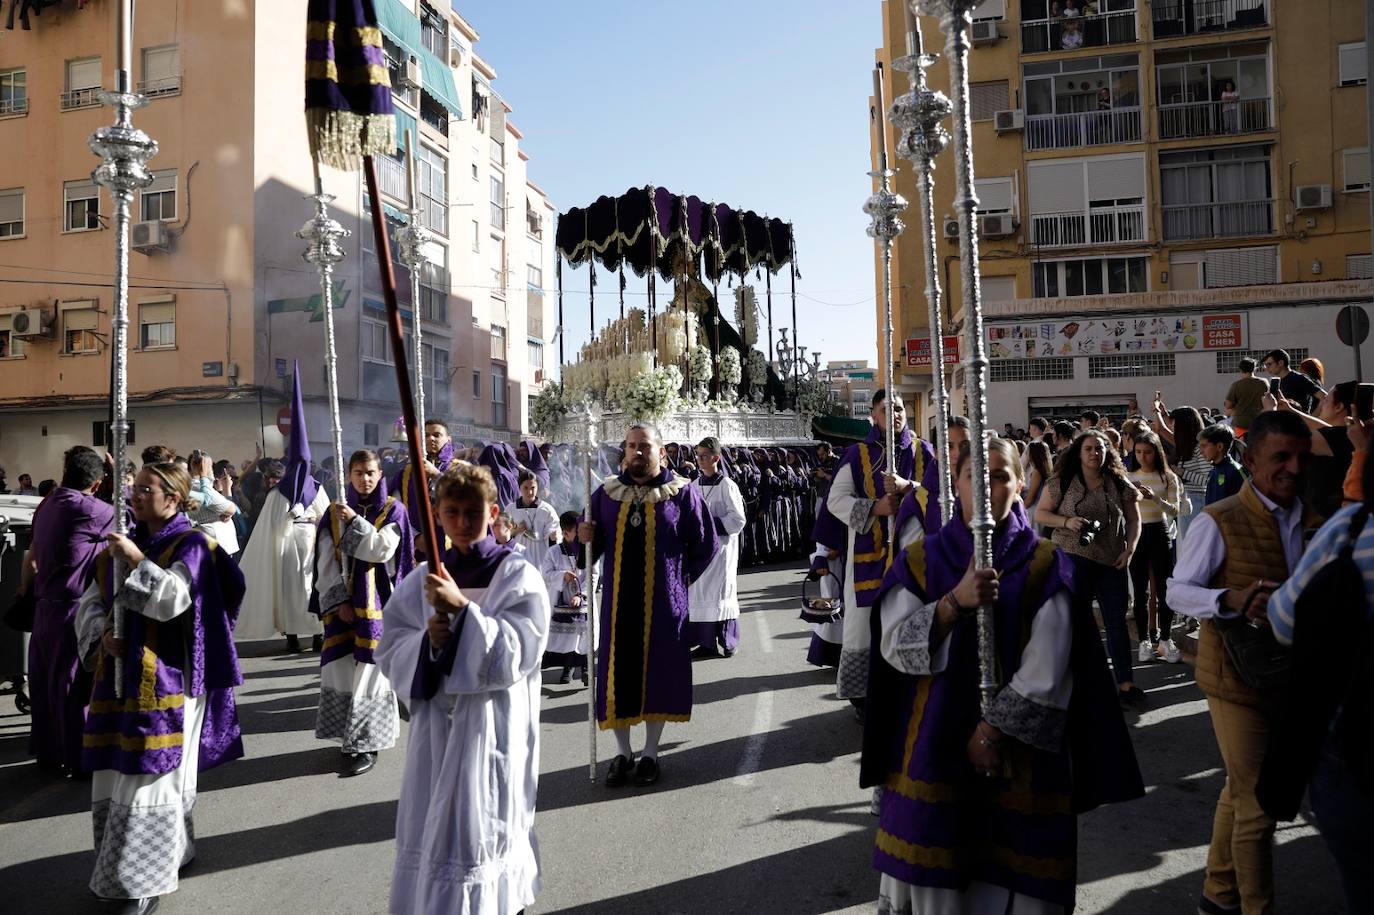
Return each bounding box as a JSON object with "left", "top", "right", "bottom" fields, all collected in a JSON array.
[
  {"left": 1088, "top": 353, "right": 1175, "bottom": 379},
  {"left": 64, "top": 180, "right": 100, "bottom": 232},
  {"left": 0, "top": 313, "right": 26, "bottom": 358},
  {"left": 1344, "top": 148, "right": 1371, "bottom": 193},
  {"left": 1028, "top": 155, "right": 1146, "bottom": 247},
  {"left": 492, "top": 363, "right": 508, "bottom": 428},
  {"left": 0, "top": 187, "right": 23, "bottom": 237},
  {"left": 419, "top": 257, "right": 448, "bottom": 322},
  {"left": 420, "top": 93, "right": 449, "bottom": 136},
  {"left": 0, "top": 68, "right": 27, "bottom": 115},
  {"left": 527, "top": 264, "right": 543, "bottom": 289},
  {"left": 989, "top": 357, "right": 1075, "bottom": 383},
  {"left": 490, "top": 176, "right": 505, "bottom": 230},
  {"left": 140, "top": 170, "right": 177, "bottom": 221},
  {"left": 972, "top": 0, "right": 1005, "bottom": 20},
  {"left": 528, "top": 340, "right": 544, "bottom": 369},
  {"left": 1340, "top": 42, "right": 1368, "bottom": 87},
  {"left": 472, "top": 369, "right": 481, "bottom": 398},
  {"left": 982, "top": 275, "right": 1016, "bottom": 302},
  {"left": 420, "top": 3, "right": 448, "bottom": 59},
  {"left": 472, "top": 156, "right": 479, "bottom": 181},
  {"left": 1347, "top": 254, "right": 1373, "bottom": 280},
  {"left": 1154, "top": 49, "right": 1271, "bottom": 140},
  {"left": 417, "top": 145, "right": 447, "bottom": 235},
  {"left": 62, "top": 304, "right": 99, "bottom": 354},
  {"left": 1216, "top": 348, "right": 1307, "bottom": 375},
  {"left": 138, "top": 300, "right": 175, "bottom": 349},
  {"left": 472, "top": 219, "right": 480, "bottom": 253},
  {"left": 527, "top": 206, "right": 543, "bottom": 238},
  {"left": 62, "top": 57, "right": 102, "bottom": 109},
  {"left": 384, "top": 36, "right": 418, "bottom": 109},
  {"left": 975, "top": 177, "right": 1015, "bottom": 215},
  {"left": 1160, "top": 144, "right": 1274, "bottom": 241},
  {"left": 969, "top": 81, "right": 1009, "bottom": 121},
  {"left": 491, "top": 323, "right": 507, "bottom": 361},
  {"left": 361, "top": 319, "right": 391, "bottom": 362},
  {"left": 139, "top": 45, "right": 180, "bottom": 96},
  {"left": 1032, "top": 256, "right": 1147, "bottom": 298},
  {"left": 363, "top": 422, "right": 379, "bottom": 446},
  {"left": 423, "top": 340, "right": 451, "bottom": 415}
]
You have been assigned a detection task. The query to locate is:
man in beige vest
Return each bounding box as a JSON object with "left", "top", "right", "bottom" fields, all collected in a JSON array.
[{"left": 1168, "top": 410, "right": 1314, "bottom": 915}]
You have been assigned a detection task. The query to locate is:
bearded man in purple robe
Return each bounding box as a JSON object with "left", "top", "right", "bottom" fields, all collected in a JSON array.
[{"left": 577, "top": 422, "right": 718, "bottom": 787}]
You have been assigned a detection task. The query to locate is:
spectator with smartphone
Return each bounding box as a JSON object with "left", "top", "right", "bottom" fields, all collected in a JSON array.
[
  {"left": 1269, "top": 382, "right": 1364, "bottom": 521},
  {"left": 1127, "top": 431, "right": 1183, "bottom": 663},
  {"left": 1167, "top": 410, "right": 1315, "bottom": 915},
  {"left": 1262, "top": 349, "right": 1323, "bottom": 413},
  {"left": 1224, "top": 358, "right": 1270, "bottom": 439}
]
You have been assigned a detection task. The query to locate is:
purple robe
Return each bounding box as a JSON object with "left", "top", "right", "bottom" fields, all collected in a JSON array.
[
  {"left": 862, "top": 503, "right": 1143, "bottom": 909},
  {"left": 28, "top": 487, "right": 115, "bottom": 771},
  {"left": 519, "top": 439, "right": 551, "bottom": 494},
  {"left": 84, "top": 514, "right": 246, "bottom": 776},
  {"left": 893, "top": 437, "right": 942, "bottom": 542},
  {"left": 835, "top": 426, "right": 919, "bottom": 608},
  {"left": 581, "top": 469, "right": 718, "bottom": 726},
  {"left": 317, "top": 475, "right": 414, "bottom": 668},
  {"left": 478, "top": 443, "right": 522, "bottom": 510}
]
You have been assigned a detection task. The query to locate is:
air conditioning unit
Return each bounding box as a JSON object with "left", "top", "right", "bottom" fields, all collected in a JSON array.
[
  {"left": 993, "top": 109, "right": 1024, "bottom": 133},
  {"left": 402, "top": 55, "right": 422, "bottom": 90},
  {"left": 10, "top": 306, "right": 51, "bottom": 338},
  {"left": 942, "top": 217, "right": 960, "bottom": 239},
  {"left": 449, "top": 46, "right": 463, "bottom": 69},
  {"left": 1294, "top": 184, "right": 1333, "bottom": 211},
  {"left": 978, "top": 213, "right": 1015, "bottom": 238},
  {"left": 131, "top": 220, "right": 170, "bottom": 252},
  {"left": 971, "top": 20, "right": 1001, "bottom": 44}
]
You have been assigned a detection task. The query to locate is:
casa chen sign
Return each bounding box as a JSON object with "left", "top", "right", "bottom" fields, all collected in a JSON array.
[{"left": 985, "top": 311, "right": 1247, "bottom": 359}]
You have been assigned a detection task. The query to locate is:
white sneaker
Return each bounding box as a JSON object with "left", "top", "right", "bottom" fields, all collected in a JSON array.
[
  {"left": 1137, "top": 639, "right": 1155, "bottom": 663},
  {"left": 1157, "top": 639, "right": 1182, "bottom": 664}
]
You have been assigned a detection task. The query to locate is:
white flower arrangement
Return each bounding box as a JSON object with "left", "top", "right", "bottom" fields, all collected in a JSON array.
[
  {"left": 619, "top": 366, "right": 681, "bottom": 421},
  {"left": 688, "top": 345, "right": 714, "bottom": 388},
  {"left": 529, "top": 382, "right": 571, "bottom": 439},
  {"left": 793, "top": 377, "right": 831, "bottom": 417},
  {"left": 745, "top": 348, "right": 768, "bottom": 387},
  {"left": 734, "top": 285, "right": 759, "bottom": 347},
  {"left": 717, "top": 346, "right": 743, "bottom": 387}
]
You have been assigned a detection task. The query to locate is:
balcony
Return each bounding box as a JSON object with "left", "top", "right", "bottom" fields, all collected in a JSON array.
[
  {"left": 60, "top": 87, "right": 101, "bottom": 110},
  {"left": 0, "top": 97, "right": 28, "bottom": 116},
  {"left": 527, "top": 290, "right": 545, "bottom": 338},
  {"left": 137, "top": 75, "right": 181, "bottom": 98},
  {"left": 1025, "top": 106, "right": 1141, "bottom": 151},
  {"left": 1158, "top": 96, "right": 1271, "bottom": 140},
  {"left": 1021, "top": 9, "right": 1137, "bottom": 54},
  {"left": 1152, "top": 0, "right": 1268, "bottom": 39},
  {"left": 376, "top": 154, "right": 408, "bottom": 202},
  {"left": 1030, "top": 204, "right": 1147, "bottom": 248},
  {"left": 1161, "top": 199, "right": 1274, "bottom": 241},
  {"left": 491, "top": 327, "right": 507, "bottom": 361}
]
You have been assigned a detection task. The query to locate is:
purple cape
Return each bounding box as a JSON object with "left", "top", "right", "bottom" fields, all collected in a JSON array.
[
  {"left": 833, "top": 425, "right": 919, "bottom": 607},
  {"left": 581, "top": 469, "right": 718, "bottom": 726},
  {"left": 478, "top": 443, "right": 522, "bottom": 510},
  {"left": 276, "top": 361, "right": 319, "bottom": 508},
  {"left": 519, "top": 439, "right": 551, "bottom": 494},
  {"left": 84, "top": 514, "right": 246, "bottom": 776}
]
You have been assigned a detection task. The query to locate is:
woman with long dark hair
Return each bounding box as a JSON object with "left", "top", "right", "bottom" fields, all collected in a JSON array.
[
  {"left": 1024, "top": 440, "right": 1053, "bottom": 518},
  {"left": 1127, "top": 431, "right": 1183, "bottom": 664},
  {"left": 1035, "top": 430, "right": 1144, "bottom": 704},
  {"left": 1154, "top": 398, "right": 1209, "bottom": 536}
]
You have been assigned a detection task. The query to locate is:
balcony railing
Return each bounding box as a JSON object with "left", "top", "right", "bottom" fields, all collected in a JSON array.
[
  {"left": 137, "top": 75, "right": 181, "bottom": 98},
  {"left": 60, "top": 87, "right": 101, "bottom": 110},
  {"left": 1025, "top": 106, "right": 1142, "bottom": 151},
  {"left": 1152, "top": 0, "right": 1268, "bottom": 38},
  {"left": 491, "top": 329, "right": 507, "bottom": 361},
  {"left": 1162, "top": 198, "right": 1274, "bottom": 241},
  {"left": 377, "top": 154, "right": 408, "bottom": 201},
  {"left": 1020, "top": 9, "right": 1137, "bottom": 54},
  {"left": 1157, "top": 96, "right": 1271, "bottom": 140},
  {"left": 527, "top": 290, "right": 545, "bottom": 338},
  {"left": 1030, "top": 204, "right": 1147, "bottom": 248},
  {"left": 0, "top": 97, "right": 28, "bottom": 115}
]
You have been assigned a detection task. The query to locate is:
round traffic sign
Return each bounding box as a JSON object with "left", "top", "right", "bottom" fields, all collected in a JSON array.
[
  {"left": 276, "top": 405, "right": 292, "bottom": 436},
  {"left": 1336, "top": 305, "right": 1370, "bottom": 347}
]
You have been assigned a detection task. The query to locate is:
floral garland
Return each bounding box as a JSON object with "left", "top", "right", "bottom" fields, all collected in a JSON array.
[
  {"left": 529, "top": 382, "right": 571, "bottom": 439},
  {"left": 717, "top": 345, "right": 743, "bottom": 387},
  {"left": 745, "top": 349, "right": 767, "bottom": 387},
  {"left": 733, "top": 286, "right": 758, "bottom": 347}
]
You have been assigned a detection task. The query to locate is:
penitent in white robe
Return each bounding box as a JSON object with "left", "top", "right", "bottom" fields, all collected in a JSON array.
[
  {"left": 687, "top": 475, "right": 747, "bottom": 623},
  {"left": 505, "top": 499, "right": 561, "bottom": 571},
  {"left": 539, "top": 544, "right": 591, "bottom": 659},
  {"left": 235, "top": 487, "right": 330, "bottom": 640},
  {"left": 374, "top": 554, "right": 551, "bottom": 915}
]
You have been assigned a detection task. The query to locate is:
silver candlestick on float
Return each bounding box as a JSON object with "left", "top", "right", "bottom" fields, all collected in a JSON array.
[
  {"left": 89, "top": 0, "right": 157, "bottom": 700},
  {"left": 865, "top": 65, "right": 907, "bottom": 474},
  {"left": 891, "top": 12, "right": 954, "bottom": 526},
  {"left": 918, "top": 0, "right": 997, "bottom": 715}
]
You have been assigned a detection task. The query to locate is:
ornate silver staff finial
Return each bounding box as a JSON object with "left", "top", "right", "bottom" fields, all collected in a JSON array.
[
  {"left": 89, "top": 0, "right": 158, "bottom": 700},
  {"left": 865, "top": 61, "right": 908, "bottom": 476},
  {"left": 891, "top": 10, "right": 955, "bottom": 526},
  {"left": 298, "top": 186, "right": 352, "bottom": 502},
  {"left": 395, "top": 131, "right": 434, "bottom": 421},
  {"left": 918, "top": 0, "right": 998, "bottom": 714}
]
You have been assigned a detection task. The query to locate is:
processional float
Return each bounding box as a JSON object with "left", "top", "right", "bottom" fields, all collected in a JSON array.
[{"left": 871, "top": 2, "right": 997, "bottom": 712}]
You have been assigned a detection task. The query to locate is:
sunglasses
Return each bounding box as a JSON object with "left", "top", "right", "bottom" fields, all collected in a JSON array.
[{"left": 133, "top": 484, "right": 173, "bottom": 497}]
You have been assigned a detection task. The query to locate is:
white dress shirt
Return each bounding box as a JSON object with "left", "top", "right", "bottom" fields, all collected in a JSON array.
[{"left": 1166, "top": 485, "right": 1304, "bottom": 620}]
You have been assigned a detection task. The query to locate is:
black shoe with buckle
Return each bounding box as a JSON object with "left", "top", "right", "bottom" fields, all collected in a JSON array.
[
  {"left": 605, "top": 754, "right": 633, "bottom": 787},
  {"left": 285, "top": 634, "right": 300, "bottom": 653},
  {"left": 343, "top": 752, "right": 377, "bottom": 777},
  {"left": 633, "top": 755, "right": 660, "bottom": 786}
]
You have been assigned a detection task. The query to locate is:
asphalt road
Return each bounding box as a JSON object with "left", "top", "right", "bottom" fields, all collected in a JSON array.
[{"left": 0, "top": 562, "right": 1345, "bottom": 914}]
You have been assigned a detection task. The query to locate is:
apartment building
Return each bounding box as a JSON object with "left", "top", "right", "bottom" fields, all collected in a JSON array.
[
  {"left": 820, "top": 359, "right": 878, "bottom": 418},
  {"left": 0, "top": 0, "right": 556, "bottom": 474},
  {"left": 875, "top": 0, "right": 1372, "bottom": 428}
]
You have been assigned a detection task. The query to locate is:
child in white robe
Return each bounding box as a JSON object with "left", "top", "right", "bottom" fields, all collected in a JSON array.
[
  {"left": 506, "top": 470, "right": 561, "bottom": 569},
  {"left": 539, "top": 510, "right": 589, "bottom": 684},
  {"left": 375, "top": 463, "right": 551, "bottom": 915}
]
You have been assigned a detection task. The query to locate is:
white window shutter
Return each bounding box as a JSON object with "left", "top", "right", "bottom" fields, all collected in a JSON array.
[
  {"left": 68, "top": 58, "right": 101, "bottom": 90},
  {"left": 142, "top": 46, "right": 179, "bottom": 82},
  {"left": 0, "top": 188, "right": 22, "bottom": 223},
  {"left": 1344, "top": 148, "right": 1370, "bottom": 191}
]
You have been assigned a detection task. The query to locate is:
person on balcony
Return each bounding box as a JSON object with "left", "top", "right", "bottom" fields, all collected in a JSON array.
[{"left": 1220, "top": 80, "right": 1241, "bottom": 134}]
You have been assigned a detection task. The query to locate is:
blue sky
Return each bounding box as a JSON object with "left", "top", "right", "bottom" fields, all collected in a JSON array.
[{"left": 458, "top": 0, "right": 882, "bottom": 370}]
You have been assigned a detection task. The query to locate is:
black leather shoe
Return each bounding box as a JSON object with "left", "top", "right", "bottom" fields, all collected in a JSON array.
[
  {"left": 633, "top": 756, "right": 660, "bottom": 786},
  {"left": 578, "top": 666, "right": 588, "bottom": 684},
  {"left": 311, "top": 634, "right": 323, "bottom": 652},
  {"left": 605, "top": 754, "right": 633, "bottom": 787},
  {"left": 115, "top": 897, "right": 160, "bottom": 915},
  {"left": 690, "top": 645, "right": 720, "bottom": 660},
  {"left": 285, "top": 634, "right": 300, "bottom": 653},
  {"left": 558, "top": 667, "right": 572, "bottom": 684},
  {"left": 343, "top": 752, "right": 377, "bottom": 777}
]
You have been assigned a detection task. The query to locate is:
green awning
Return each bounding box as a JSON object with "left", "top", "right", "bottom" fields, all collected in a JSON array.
[
  {"left": 420, "top": 49, "right": 463, "bottom": 118},
  {"left": 384, "top": 202, "right": 410, "bottom": 225},
  {"left": 375, "top": 0, "right": 421, "bottom": 58},
  {"left": 392, "top": 105, "right": 418, "bottom": 153}
]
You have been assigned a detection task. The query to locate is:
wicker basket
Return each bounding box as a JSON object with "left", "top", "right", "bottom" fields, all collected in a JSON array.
[{"left": 799, "top": 575, "right": 844, "bottom": 625}]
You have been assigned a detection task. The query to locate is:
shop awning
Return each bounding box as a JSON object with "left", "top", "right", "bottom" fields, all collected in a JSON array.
[
  {"left": 393, "top": 105, "right": 418, "bottom": 153},
  {"left": 420, "top": 49, "right": 463, "bottom": 117}
]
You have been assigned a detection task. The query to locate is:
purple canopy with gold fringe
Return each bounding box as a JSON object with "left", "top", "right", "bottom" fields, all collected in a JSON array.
[{"left": 304, "top": 0, "right": 397, "bottom": 170}]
